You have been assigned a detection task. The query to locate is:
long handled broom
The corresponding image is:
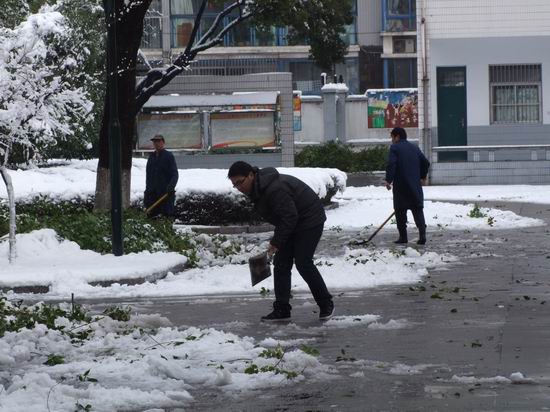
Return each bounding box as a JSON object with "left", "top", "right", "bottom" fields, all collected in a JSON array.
[
  {"left": 351, "top": 211, "right": 395, "bottom": 246},
  {"left": 144, "top": 193, "right": 170, "bottom": 215}
]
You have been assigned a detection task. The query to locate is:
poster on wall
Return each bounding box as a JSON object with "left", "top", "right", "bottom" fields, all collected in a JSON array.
[
  {"left": 136, "top": 113, "right": 202, "bottom": 149},
  {"left": 366, "top": 88, "right": 418, "bottom": 129},
  {"left": 211, "top": 111, "right": 276, "bottom": 148},
  {"left": 293, "top": 92, "right": 302, "bottom": 131}
]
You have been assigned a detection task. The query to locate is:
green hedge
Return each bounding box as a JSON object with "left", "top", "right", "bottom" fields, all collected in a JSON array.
[
  {"left": 1, "top": 198, "right": 196, "bottom": 259},
  {"left": 295, "top": 141, "right": 388, "bottom": 172}
]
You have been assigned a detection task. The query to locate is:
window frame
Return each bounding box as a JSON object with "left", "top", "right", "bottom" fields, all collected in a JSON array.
[
  {"left": 170, "top": 0, "right": 288, "bottom": 48},
  {"left": 382, "top": 0, "right": 416, "bottom": 32},
  {"left": 489, "top": 64, "right": 542, "bottom": 125}
]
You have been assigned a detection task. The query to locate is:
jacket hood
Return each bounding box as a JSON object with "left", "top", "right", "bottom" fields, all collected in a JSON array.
[
  {"left": 251, "top": 167, "right": 279, "bottom": 199},
  {"left": 257, "top": 167, "right": 279, "bottom": 189}
]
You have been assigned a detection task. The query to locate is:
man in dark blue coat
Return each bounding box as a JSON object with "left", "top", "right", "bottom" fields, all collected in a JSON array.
[
  {"left": 385, "top": 127, "right": 430, "bottom": 245},
  {"left": 144, "top": 134, "right": 179, "bottom": 218},
  {"left": 228, "top": 161, "right": 334, "bottom": 322}
]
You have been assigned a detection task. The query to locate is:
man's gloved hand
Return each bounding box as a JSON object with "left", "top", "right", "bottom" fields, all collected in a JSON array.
[{"left": 166, "top": 185, "right": 176, "bottom": 194}]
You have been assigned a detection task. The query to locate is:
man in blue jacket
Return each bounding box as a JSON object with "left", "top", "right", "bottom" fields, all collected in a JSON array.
[
  {"left": 144, "top": 135, "right": 179, "bottom": 218},
  {"left": 385, "top": 127, "right": 430, "bottom": 245},
  {"left": 228, "top": 161, "right": 334, "bottom": 322}
]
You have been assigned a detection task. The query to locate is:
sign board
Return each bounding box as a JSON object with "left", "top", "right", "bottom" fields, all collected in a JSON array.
[
  {"left": 211, "top": 111, "right": 276, "bottom": 148},
  {"left": 367, "top": 88, "right": 418, "bottom": 129},
  {"left": 136, "top": 113, "right": 202, "bottom": 149}
]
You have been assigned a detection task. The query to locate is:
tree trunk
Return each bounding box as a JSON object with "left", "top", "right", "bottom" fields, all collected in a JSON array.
[
  {"left": 0, "top": 166, "right": 16, "bottom": 263},
  {"left": 95, "top": 0, "right": 151, "bottom": 211},
  {"left": 94, "top": 166, "right": 132, "bottom": 209}
]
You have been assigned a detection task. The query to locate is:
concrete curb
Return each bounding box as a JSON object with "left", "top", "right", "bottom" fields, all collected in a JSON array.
[{"left": 0, "top": 262, "right": 190, "bottom": 295}]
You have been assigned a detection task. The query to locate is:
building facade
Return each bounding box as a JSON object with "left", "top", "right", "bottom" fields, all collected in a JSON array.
[
  {"left": 418, "top": 0, "right": 550, "bottom": 184},
  {"left": 381, "top": 0, "right": 418, "bottom": 88},
  {"left": 140, "top": 0, "right": 362, "bottom": 94}
]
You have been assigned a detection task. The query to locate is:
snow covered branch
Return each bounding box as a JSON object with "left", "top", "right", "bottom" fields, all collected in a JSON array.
[
  {"left": 0, "top": 6, "right": 93, "bottom": 166},
  {"left": 0, "top": 5, "right": 94, "bottom": 260}
]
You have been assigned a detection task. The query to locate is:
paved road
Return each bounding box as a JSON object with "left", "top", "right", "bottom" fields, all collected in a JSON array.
[{"left": 96, "top": 201, "right": 550, "bottom": 411}]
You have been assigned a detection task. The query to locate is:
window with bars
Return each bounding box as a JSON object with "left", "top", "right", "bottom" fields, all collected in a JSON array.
[{"left": 490, "top": 64, "right": 542, "bottom": 124}]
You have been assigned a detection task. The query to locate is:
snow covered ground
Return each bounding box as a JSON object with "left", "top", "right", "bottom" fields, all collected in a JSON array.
[
  {"left": 0, "top": 160, "right": 545, "bottom": 296},
  {"left": 0, "top": 301, "right": 335, "bottom": 411},
  {"left": 0, "top": 228, "right": 455, "bottom": 299},
  {"left": 1, "top": 161, "right": 548, "bottom": 410},
  {"left": 2, "top": 158, "right": 550, "bottom": 204}
]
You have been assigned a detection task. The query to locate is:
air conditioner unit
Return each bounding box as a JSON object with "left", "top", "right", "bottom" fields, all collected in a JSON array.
[{"left": 405, "top": 38, "right": 415, "bottom": 53}]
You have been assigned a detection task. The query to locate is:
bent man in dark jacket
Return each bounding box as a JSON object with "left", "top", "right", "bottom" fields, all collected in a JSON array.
[
  {"left": 145, "top": 134, "right": 179, "bottom": 217},
  {"left": 228, "top": 161, "right": 334, "bottom": 322},
  {"left": 385, "top": 127, "right": 430, "bottom": 245}
]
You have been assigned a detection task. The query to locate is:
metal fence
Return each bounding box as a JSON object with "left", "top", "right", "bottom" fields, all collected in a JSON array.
[
  {"left": 432, "top": 144, "right": 550, "bottom": 163},
  {"left": 179, "top": 57, "right": 278, "bottom": 77}
]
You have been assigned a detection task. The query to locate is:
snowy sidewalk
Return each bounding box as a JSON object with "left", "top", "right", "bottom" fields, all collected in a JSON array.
[{"left": 118, "top": 201, "right": 550, "bottom": 411}]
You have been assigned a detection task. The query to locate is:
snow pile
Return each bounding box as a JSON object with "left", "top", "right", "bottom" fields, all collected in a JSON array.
[
  {"left": 0, "top": 226, "right": 454, "bottom": 299},
  {"left": 0, "top": 229, "right": 187, "bottom": 287},
  {"left": 321, "top": 83, "right": 349, "bottom": 92},
  {"left": 327, "top": 199, "right": 543, "bottom": 230},
  {"left": 450, "top": 375, "right": 513, "bottom": 384},
  {"left": 8, "top": 245, "right": 455, "bottom": 300},
  {"left": 450, "top": 372, "right": 535, "bottom": 385},
  {"left": 0, "top": 306, "right": 332, "bottom": 411}
]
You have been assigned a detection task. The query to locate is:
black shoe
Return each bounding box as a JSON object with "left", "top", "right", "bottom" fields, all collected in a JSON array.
[
  {"left": 394, "top": 237, "right": 408, "bottom": 244},
  {"left": 319, "top": 301, "right": 334, "bottom": 321},
  {"left": 261, "top": 309, "right": 291, "bottom": 322},
  {"left": 417, "top": 236, "right": 426, "bottom": 245}
]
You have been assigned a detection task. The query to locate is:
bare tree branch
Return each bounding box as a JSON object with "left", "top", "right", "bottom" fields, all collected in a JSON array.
[
  {"left": 182, "top": 0, "right": 208, "bottom": 57},
  {"left": 134, "top": 0, "right": 252, "bottom": 114}
]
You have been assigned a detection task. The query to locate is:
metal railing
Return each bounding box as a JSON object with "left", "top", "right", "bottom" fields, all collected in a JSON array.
[{"left": 431, "top": 144, "right": 550, "bottom": 163}]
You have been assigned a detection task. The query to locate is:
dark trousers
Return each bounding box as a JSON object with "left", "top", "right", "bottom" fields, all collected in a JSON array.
[
  {"left": 395, "top": 208, "right": 426, "bottom": 240},
  {"left": 273, "top": 224, "right": 332, "bottom": 310}
]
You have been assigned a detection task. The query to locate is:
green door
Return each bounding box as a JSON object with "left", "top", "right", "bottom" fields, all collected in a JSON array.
[{"left": 437, "top": 67, "right": 467, "bottom": 161}]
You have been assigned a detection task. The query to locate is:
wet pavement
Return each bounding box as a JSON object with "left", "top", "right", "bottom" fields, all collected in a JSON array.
[{"left": 90, "top": 201, "right": 550, "bottom": 411}]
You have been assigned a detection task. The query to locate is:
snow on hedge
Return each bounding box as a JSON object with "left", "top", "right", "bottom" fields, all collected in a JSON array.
[{"left": 0, "top": 159, "right": 347, "bottom": 202}]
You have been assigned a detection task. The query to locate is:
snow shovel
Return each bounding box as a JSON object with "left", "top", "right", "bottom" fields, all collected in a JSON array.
[
  {"left": 249, "top": 251, "right": 272, "bottom": 286},
  {"left": 145, "top": 192, "right": 170, "bottom": 215},
  {"left": 351, "top": 211, "right": 396, "bottom": 246}
]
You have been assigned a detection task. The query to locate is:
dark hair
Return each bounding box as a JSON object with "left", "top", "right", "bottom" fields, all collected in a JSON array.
[
  {"left": 151, "top": 134, "right": 165, "bottom": 142},
  {"left": 391, "top": 127, "right": 407, "bottom": 140},
  {"left": 228, "top": 161, "right": 254, "bottom": 178}
]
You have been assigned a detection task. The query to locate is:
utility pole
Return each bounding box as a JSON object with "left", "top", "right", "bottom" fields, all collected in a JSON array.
[{"left": 106, "top": 0, "right": 123, "bottom": 256}]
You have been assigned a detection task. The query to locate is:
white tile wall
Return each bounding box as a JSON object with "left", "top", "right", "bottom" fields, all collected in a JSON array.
[{"left": 422, "top": 0, "right": 550, "bottom": 39}]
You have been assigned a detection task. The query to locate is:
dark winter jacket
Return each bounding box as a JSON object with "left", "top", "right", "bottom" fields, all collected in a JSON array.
[
  {"left": 249, "top": 167, "right": 326, "bottom": 248},
  {"left": 385, "top": 139, "right": 430, "bottom": 210},
  {"left": 145, "top": 149, "right": 179, "bottom": 215}
]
